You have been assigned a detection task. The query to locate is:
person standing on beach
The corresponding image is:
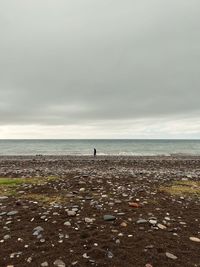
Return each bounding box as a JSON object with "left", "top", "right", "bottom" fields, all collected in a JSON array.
[{"left": 94, "top": 148, "right": 97, "bottom": 157}]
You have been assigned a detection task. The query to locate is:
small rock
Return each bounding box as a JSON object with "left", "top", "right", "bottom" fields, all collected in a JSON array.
[
  {"left": 41, "top": 262, "right": 49, "bottom": 267},
  {"left": 79, "top": 188, "right": 85, "bottom": 192},
  {"left": 33, "top": 226, "right": 44, "bottom": 236},
  {"left": 137, "top": 219, "right": 147, "bottom": 224},
  {"left": 149, "top": 219, "right": 157, "bottom": 225},
  {"left": 189, "top": 237, "right": 200, "bottom": 242},
  {"left": 7, "top": 211, "right": 18, "bottom": 216},
  {"left": 166, "top": 252, "right": 177, "bottom": 260},
  {"left": 83, "top": 253, "right": 90, "bottom": 259},
  {"left": 157, "top": 224, "right": 167, "bottom": 230},
  {"left": 67, "top": 211, "right": 76, "bottom": 217},
  {"left": 107, "top": 251, "right": 114, "bottom": 259},
  {"left": 4, "top": 235, "right": 11, "bottom": 240},
  {"left": 0, "top": 196, "right": 8, "bottom": 200},
  {"left": 64, "top": 221, "right": 71, "bottom": 226},
  {"left": 53, "top": 259, "right": 66, "bottom": 267},
  {"left": 103, "top": 215, "right": 116, "bottom": 221},
  {"left": 33, "top": 226, "right": 44, "bottom": 232},
  {"left": 85, "top": 217, "right": 95, "bottom": 223},
  {"left": 27, "top": 257, "right": 32, "bottom": 263}
]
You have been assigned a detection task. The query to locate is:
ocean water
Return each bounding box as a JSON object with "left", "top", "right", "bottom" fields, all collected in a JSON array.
[{"left": 0, "top": 139, "right": 200, "bottom": 156}]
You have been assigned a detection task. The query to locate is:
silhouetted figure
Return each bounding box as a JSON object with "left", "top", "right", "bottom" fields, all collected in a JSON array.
[{"left": 94, "top": 148, "right": 97, "bottom": 157}]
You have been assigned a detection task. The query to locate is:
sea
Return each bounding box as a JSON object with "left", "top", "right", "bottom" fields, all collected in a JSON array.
[{"left": 0, "top": 139, "right": 200, "bottom": 156}]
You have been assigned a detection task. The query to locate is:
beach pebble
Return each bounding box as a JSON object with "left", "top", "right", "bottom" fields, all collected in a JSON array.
[
  {"left": 103, "top": 215, "right": 116, "bottom": 221},
  {"left": 41, "top": 262, "right": 49, "bottom": 267},
  {"left": 79, "top": 188, "right": 85, "bottom": 192},
  {"left": 33, "top": 226, "right": 44, "bottom": 236},
  {"left": 189, "top": 237, "right": 200, "bottom": 242},
  {"left": 85, "top": 217, "right": 95, "bottom": 223},
  {"left": 0, "top": 196, "right": 8, "bottom": 200},
  {"left": 64, "top": 221, "right": 71, "bottom": 226},
  {"left": 53, "top": 259, "right": 66, "bottom": 267},
  {"left": 157, "top": 224, "right": 167, "bottom": 230},
  {"left": 4, "top": 234, "right": 11, "bottom": 240},
  {"left": 67, "top": 210, "right": 76, "bottom": 216},
  {"left": 149, "top": 219, "right": 157, "bottom": 225},
  {"left": 137, "top": 219, "right": 147, "bottom": 224},
  {"left": 166, "top": 252, "right": 177, "bottom": 260},
  {"left": 7, "top": 211, "right": 18, "bottom": 216},
  {"left": 107, "top": 251, "right": 114, "bottom": 259},
  {"left": 120, "top": 222, "right": 127, "bottom": 227},
  {"left": 27, "top": 257, "right": 33, "bottom": 263},
  {"left": 83, "top": 253, "right": 90, "bottom": 259}
]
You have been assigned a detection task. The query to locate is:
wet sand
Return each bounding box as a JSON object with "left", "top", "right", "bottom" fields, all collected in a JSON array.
[{"left": 0, "top": 156, "right": 200, "bottom": 267}]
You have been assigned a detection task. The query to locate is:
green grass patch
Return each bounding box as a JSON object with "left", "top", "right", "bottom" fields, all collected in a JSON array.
[
  {"left": 160, "top": 180, "right": 200, "bottom": 196},
  {"left": 0, "top": 178, "right": 26, "bottom": 186},
  {"left": 0, "top": 176, "right": 59, "bottom": 196}
]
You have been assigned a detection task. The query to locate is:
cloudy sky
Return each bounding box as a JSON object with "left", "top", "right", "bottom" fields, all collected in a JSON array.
[{"left": 0, "top": 0, "right": 200, "bottom": 139}]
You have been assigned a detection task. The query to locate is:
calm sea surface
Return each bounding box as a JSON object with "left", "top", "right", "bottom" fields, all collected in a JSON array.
[{"left": 0, "top": 139, "right": 200, "bottom": 156}]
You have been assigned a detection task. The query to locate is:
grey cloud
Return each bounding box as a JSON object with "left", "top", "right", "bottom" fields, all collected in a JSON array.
[{"left": 0, "top": 0, "right": 200, "bottom": 126}]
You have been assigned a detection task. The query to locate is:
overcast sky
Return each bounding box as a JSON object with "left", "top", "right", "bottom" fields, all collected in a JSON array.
[{"left": 0, "top": 0, "right": 200, "bottom": 138}]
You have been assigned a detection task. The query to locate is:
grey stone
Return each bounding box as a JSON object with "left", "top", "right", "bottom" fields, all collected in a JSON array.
[
  {"left": 107, "top": 251, "right": 114, "bottom": 259},
  {"left": 7, "top": 210, "right": 18, "bottom": 216},
  {"left": 67, "top": 210, "right": 76, "bottom": 216},
  {"left": 33, "top": 226, "right": 44, "bottom": 236},
  {"left": 103, "top": 215, "right": 116, "bottom": 221},
  {"left": 137, "top": 219, "right": 147, "bottom": 224},
  {"left": 33, "top": 226, "right": 44, "bottom": 233}
]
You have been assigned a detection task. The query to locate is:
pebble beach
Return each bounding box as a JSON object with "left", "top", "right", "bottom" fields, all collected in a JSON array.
[{"left": 0, "top": 155, "right": 200, "bottom": 267}]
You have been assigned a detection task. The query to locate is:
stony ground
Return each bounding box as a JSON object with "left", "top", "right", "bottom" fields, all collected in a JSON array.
[{"left": 0, "top": 155, "right": 200, "bottom": 267}]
